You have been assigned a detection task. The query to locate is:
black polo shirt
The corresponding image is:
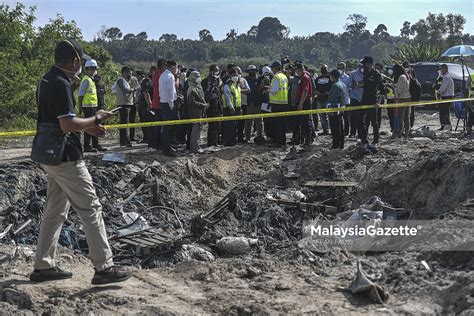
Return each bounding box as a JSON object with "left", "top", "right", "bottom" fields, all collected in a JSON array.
[
  {"left": 36, "top": 66, "right": 83, "bottom": 162},
  {"left": 361, "top": 69, "right": 384, "bottom": 105}
]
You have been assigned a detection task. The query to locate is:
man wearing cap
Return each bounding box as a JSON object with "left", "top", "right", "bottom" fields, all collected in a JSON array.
[
  {"left": 244, "top": 65, "right": 262, "bottom": 142},
  {"left": 360, "top": 56, "right": 384, "bottom": 144},
  {"left": 327, "top": 69, "right": 346, "bottom": 149},
  {"left": 269, "top": 61, "right": 289, "bottom": 148},
  {"left": 78, "top": 59, "right": 107, "bottom": 152},
  {"left": 30, "top": 40, "right": 131, "bottom": 284}
]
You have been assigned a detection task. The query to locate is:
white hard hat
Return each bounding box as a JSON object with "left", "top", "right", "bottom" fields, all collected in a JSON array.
[
  {"left": 85, "top": 59, "right": 98, "bottom": 68},
  {"left": 262, "top": 66, "right": 272, "bottom": 75}
]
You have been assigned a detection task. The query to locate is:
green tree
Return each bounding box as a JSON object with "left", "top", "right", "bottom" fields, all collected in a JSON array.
[
  {"left": 255, "top": 17, "right": 289, "bottom": 43},
  {"left": 344, "top": 14, "right": 367, "bottom": 36},
  {"left": 199, "top": 29, "right": 213, "bottom": 42},
  {"left": 104, "top": 27, "right": 122, "bottom": 41}
]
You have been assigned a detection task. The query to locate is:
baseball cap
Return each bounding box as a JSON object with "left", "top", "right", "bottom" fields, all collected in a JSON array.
[
  {"left": 55, "top": 39, "right": 90, "bottom": 62},
  {"left": 85, "top": 59, "right": 98, "bottom": 68},
  {"left": 245, "top": 65, "right": 257, "bottom": 72},
  {"left": 270, "top": 61, "right": 282, "bottom": 68}
]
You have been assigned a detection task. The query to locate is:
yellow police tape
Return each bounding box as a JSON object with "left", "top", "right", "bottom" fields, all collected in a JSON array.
[{"left": 0, "top": 98, "right": 472, "bottom": 138}]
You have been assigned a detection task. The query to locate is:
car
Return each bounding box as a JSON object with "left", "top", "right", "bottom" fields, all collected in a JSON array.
[{"left": 409, "top": 62, "right": 473, "bottom": 100}]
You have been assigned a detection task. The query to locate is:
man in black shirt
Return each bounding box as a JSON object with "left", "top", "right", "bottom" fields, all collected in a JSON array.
[
  {"left": 359, "top": 56, "right": 384, "bottom": 144},
  {"left": 202, "top": 64, "right": 223, "bottom": 146},
  {"left": 138, "top": 66, "right": 156, "bottom": 146},
  {"left": 315, "top": 65, "right": 333, "bottom": 135},
  {"left": 30, "top": 40, "right": 131, "bottom": 285}
]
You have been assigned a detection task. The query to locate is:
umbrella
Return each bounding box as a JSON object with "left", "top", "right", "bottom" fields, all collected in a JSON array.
[
  {"left": 441, "top": 45, "right": 474, "bottom": 57},
  {"left": 442, "top": 45, "right": 474, "bottom": 96}
]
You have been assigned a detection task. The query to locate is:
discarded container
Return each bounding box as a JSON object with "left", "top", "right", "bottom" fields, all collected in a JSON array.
[
  {"left": 350, "top": 259, "right": 389, "bottom": 304},
  {"left": 216, "top": 237, "right": 258, "bottom": 255}
]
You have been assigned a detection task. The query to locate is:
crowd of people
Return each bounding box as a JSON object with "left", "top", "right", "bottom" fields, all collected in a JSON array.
[{"left": 79, "top": 55, "right": 472, "bottom": 156}]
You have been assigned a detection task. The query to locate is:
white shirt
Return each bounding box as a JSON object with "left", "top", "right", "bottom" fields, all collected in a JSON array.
[
  {"left": 439, "top": 73, "right": 454, "bottom": 97},
  {"left": 159, "top": 69, "right": 177, "bottom": 108}
]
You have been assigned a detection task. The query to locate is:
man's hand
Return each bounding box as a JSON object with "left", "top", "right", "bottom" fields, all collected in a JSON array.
[
  {"left": 96, "top": 110, "right": 114, "bottom": 121},
  {"left": 85, "top": 125, "right": 107, "bottom": 137}
]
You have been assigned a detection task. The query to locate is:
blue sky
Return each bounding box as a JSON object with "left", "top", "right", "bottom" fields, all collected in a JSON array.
[{"left": 8, "top": 0, "right": 474, "bottom": 40}]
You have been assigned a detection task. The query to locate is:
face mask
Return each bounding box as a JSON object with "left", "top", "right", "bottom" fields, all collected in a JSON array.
[
  {"left": 196, "top": 77, "right": 202, "bottom": 84},
  {"left": 75, "top": 65, "right": 82, "bottom": 77},
  {"left": 438, "top": 70, "right": 442, "bottom": 76},
  {"left": 360, "top": 68, "right": 364, "bottom": 73},
  {"left": 231, "top": 76, "right": 238, "bottom": 83},
  {"left": 387, "top": 69, "right": 393, "bottom": 76},
  {"left": 213, "top": 71, "right": 220, "bottom": 77},
  {"left": 338, "top": 69, "right": 343, "bottom": 75}
]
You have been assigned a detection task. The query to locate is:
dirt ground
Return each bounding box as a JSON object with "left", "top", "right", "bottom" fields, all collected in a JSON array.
[{"left": 0, "top": 110, "right": 473, "bottom": 315}]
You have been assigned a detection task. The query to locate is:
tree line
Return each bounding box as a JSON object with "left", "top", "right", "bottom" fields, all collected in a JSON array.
[{"left": 94, "top": 13, "right": 472, "bottom": 68}]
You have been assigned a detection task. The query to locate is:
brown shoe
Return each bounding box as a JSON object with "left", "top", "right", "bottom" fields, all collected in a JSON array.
[{"left": 91, "top": 266, "right": 131, "bottom": 285}]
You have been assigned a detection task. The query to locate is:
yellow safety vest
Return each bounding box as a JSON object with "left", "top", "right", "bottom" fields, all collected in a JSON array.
[
  {"left": 80, "top": 75, "right": 98, "bottom": 107},
  {"left": 386, "top": 86, "right": 395, "bottom": 100},
  {"left": 222, "top": 82, "right": 242, "bottom": 108},
  {"left": 470, "top": 73, "right": 474, "bottom": 97},
  {"left": 269, "top": 72, "right": 288, "bottom": 105}
]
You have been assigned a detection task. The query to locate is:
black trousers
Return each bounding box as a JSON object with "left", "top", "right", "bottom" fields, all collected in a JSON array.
[
  {"left": 439, "top": 96, "right": 453, "bottom": 126},
  {"left": 329, "top": 114, "right": 344, "bottom": 149},
  {"left": 160, "top": 102, "right": 178, "bottom": 152},
  {"left": 130, "top": 104, "right": 137, "bottom": 140},
  {"left": 118, "top": 105, "right": 134, "bottom": 145},
  {"left": 236, "top": 104, "right": 247, "bottom": 142},
  {"left": 349, "top": 99, "right": 361, "bottom": 136},
  {"left": 364, "top": 107, "right": 379, "bottom": 143},
  {"left": 293, "top": 100, "right": 313, "bottom": 145},
  {"left": 151, "top": 109, "right": 162, "bottom": 149},
  {"left": 83, "top": 107, "right": 98, "bottom": 148},
  {"left": 342, "top": 111, "right": 350, "bottom": 136},
  {"left": 138, "top": 102, "right": 154, "bottom": 144},
  {"left": 387, "top": 99, "right": 395, "bottom": 131},
  {"left": 207, "top": 101, "right": 221, "bottom": 147},
  {"left": 223, "top": 107, "right": 241, "bottom": 146},
  {"left": 270, "top": 104, "right": 289, "bottom": 145}
]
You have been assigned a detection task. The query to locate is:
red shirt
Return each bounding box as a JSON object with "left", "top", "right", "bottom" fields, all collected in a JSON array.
[
  {"left": 151, "top": 69, "right": 164, "bottom": 109},
  {"left": 294, "top": 72, "right": 313, "bottom": 104}
]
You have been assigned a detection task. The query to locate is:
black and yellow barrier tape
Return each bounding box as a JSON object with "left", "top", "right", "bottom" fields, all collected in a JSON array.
[{"left": 0, "top": 98, "right": 472, "bottom": 138}]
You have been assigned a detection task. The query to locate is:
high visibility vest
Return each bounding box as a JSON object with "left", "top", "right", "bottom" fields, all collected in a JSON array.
[
  {"left": 222, "top": 82, "right": 242, "bottom": 108},
  {"left": 269, "top": 72, "right": 288, "bottom": 105},
  {"left": 386, "top": 86, "right": 395, "bottom": 100},
  {"left": 80, "top": 75, "right": 98, "bottom": 107},
  {"left": 470, "top": 73, "right": 474, "bottom": 97}
]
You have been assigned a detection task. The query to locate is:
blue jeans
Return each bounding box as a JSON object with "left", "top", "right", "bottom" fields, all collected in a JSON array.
[{"left": 317, "top": 101, "right": 329, "bottom": 130}]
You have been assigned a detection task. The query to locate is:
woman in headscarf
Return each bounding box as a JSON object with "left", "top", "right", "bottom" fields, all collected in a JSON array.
[
  {"left": 187, "top": 71, "right": 209, "bottom": 153},
  {"left": 392, "top": 64, "right": 411, "bottom": 140}
]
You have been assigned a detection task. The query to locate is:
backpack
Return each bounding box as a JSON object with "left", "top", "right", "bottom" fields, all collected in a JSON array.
[{"left": 409, "top": 78, "right": 421, "bottom": 101}]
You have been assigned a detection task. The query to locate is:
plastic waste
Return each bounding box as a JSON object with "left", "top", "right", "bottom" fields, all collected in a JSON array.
[{"left": 216, "top": 236, "right": 258, "bottom": 255}]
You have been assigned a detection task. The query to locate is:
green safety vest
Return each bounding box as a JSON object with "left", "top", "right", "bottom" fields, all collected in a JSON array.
[
  {"left": 222, "top": 82, "right": 241, "bottom": 108},
  {"left": 80, "top": 75, "right": 98, "bottom": 107},
  {"left": 269, "top": 72, "right": 289, "bottom": 105}
]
